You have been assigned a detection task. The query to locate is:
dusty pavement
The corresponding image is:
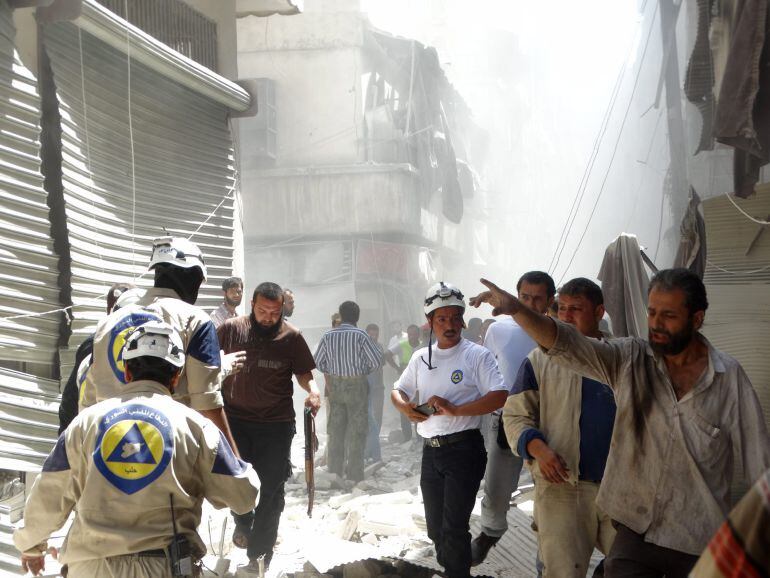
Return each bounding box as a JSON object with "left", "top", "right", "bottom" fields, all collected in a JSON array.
[{"left": 198, "top": 419, "right": 558, "bottom": 578}]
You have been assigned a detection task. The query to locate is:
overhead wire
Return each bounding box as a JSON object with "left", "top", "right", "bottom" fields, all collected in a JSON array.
[
  {"left": 554, "top": 0, "right": 660, "bottom": 285},
  {"left": 723, "top": 192, "right": 770, "bottom": 225}
]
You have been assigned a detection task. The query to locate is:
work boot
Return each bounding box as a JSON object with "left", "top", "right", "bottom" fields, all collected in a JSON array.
[{"left": 470, "top": 531, "right": 500, "bottom": 566}]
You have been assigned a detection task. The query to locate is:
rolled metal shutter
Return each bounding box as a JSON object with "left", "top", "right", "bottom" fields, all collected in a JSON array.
[
  {"left": 41, "top": 20, "right": 236, "bottom": 350},
  {"left": 0, "top": 2, "right": 63, "bottom": 369}
]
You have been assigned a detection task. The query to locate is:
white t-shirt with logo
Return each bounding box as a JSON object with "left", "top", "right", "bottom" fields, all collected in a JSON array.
[{"left": 394, "top": 338, "right": 507, "bottom": 438}]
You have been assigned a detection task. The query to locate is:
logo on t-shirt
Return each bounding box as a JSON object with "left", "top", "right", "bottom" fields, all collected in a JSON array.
[
  {"left": 451, "top": 370, "right": 464, "bottom": 384},
  {"left": 93, "top": 404, "right": 173, "bottom": 494},
  {"left": 107, "top": 311, "right": 163, "bottom": 383}
]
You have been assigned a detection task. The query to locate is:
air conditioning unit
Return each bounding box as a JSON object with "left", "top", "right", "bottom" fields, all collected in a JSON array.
[{"left": 241, "top": 78, "right": 276, "bottom": 169}]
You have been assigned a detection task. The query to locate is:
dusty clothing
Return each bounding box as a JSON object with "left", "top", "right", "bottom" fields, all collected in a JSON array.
[
  {"left": 713, "top": 0, "right": 770, "bottom": 198},
  {"left": 691, "top": 467, "right": 770, "bottom": 578},
  {"left": 605, "top": 524, "right": 698, "bottom": 578},
  {"left": 479, "top": 414, "right": 523, "bottom": 537},
  {"left": 477, "top": 318, "right": 534, "bottom": 537},
  {"left": 327, "top": 375, "right": 369, "bottom": 482},
  {"left": 210, "top": 302, "right": 237, "bottom": 329},
  {"left": 314, "top": 324, "right": 381, "bottom": 377},
  {"left": 13, "top": 380, "right": 259, "bottom": 566},
  {"left": 504, "top": 337, "right": 616, "bottom": 575},
  {"left": 545, "top": 320, "right": 770, "bottom": 555},
  {"left": 503, "top": 345, "right": 615, "bottom": 485},
  {"left": 230, "top": 418, "right": 295, "bottom": 561},
  {"left": 217, "top": 315, "right": 315, "bottom": 422},
  {"left": 66, "top": 554, "right": 195, "bottom": 578},
  {"left": 84, "top": 287, "right": 223, "bottom": 411},
  {"left": 535, "top": 481, "right": 614, "bottom": 578}
]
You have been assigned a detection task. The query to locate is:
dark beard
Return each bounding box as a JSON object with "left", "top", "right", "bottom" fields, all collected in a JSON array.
[
  {"left": 649, "top": 318, "right": 695, "bottom": 355},
  {"left": 225, "top": 295, "right": 241, "bottom": 308},
  {"left": 251, "top": 313, "right": 282, "bottom": 339}
]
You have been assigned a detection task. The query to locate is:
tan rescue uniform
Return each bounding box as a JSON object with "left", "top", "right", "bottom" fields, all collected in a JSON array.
[
  {"left": 14, "top": 380, "right": 259, "bottom": 573},
  {"left": 82, "top": 287, "right": 224, "bottom": 411}
]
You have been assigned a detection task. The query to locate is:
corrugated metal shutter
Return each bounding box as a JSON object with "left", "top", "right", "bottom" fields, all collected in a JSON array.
[
  {"left": 0, "top": 1, "right": 64, "bottom": 368},
  {"left": 702, "top": 190, "right": 770, "bottom": 494},
  {"left": 41, "top": 21, "right": 236, "bottom": 353},
  {"left": 0, "top": 367, "right": 59, "bottom": 471}
]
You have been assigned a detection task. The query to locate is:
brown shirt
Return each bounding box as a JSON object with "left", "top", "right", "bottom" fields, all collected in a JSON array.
[{"left": 217, "top": 316, "right": 315, "bottom": 423}]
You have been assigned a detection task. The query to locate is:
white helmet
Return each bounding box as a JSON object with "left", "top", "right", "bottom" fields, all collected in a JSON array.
[
  {"left": 113, "top": 288, "right": 144, "bottom": 311},
  {"left": 122, "top": 321, "right": 185, "bottom": 368},
  {"left": 149, "top": 236, "right": 207, "bottom": 280},
  {"left": 424, "top": 281, "right": 466, "bottom": 316}
]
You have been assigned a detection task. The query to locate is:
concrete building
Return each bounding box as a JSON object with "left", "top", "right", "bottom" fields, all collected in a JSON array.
[{"left": 236, "top": 0, "right": 488, "bottom": 344}]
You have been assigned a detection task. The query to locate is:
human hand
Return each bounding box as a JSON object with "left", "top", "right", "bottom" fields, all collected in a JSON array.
[
  {"left": 404, "top": 403, "right": 430, "bottom": 423},
  {"left": 528, "top": 439, "right": 570, "bottom": 483},
  {"left": 469, "top": 279, "right": 521, "bottom": 316},
  {"left": 223, "top": 350, "right": 247, "bottom": 375},
  {"left": 426, "top": 395, "right": 459, "bottom": 417},
  {"left": 21, "top": 553, "right": 46, "bottom": 576},
  {"left": 305, "top": 392, "right": 321, "bottom": 415}
]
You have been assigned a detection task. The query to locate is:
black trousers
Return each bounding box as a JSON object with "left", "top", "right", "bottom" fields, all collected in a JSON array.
[
  {"left": 605, "top": 523, "right": 699, "bottom": 578},
  {"left": 229, "top": 417, "right": 295, "bottom": 560},
  {"left": 420, "top": 430, "right": 487, "bottom": 578}
]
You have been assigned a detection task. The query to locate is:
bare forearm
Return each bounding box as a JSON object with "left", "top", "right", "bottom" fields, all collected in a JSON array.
[
  {"left": 199, "top": 407, "right": 239, "bottom": 457},
  {"left": 455, "top": 390, "right": 507, "bottom": 416},
  {"left": 297, "top": 372, "right": 320, "bottom": 395},
  {"left": 391, "top": 389, "right": 410, "bottom": 413}
]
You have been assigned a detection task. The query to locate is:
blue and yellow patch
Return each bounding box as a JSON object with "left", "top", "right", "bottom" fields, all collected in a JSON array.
[
  {"left": 93, "top": 404, "right": 173, "bottom": 494},
  {"left": 451, "top": 369, "right": 464, "bottom": 384},
  {"left": 107, "top": 311, "right": 162, "bottom": 383}
]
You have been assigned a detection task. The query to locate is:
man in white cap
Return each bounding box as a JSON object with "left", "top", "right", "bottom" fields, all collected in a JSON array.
[
  {"left": 391, "top": 282, "right": 508, "bottom": 578},
  {"left": 14, "top": 321, "right": 260, "bottom": 577}
]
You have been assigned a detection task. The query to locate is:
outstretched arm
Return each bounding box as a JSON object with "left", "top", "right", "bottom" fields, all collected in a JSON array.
[{"left": 469, "top": 278, "right": 557, "bottom": 349}]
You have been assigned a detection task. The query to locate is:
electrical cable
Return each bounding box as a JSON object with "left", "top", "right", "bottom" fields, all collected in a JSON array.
[{"left": 554, "top": 1, "right": 660, "bottom": 285}]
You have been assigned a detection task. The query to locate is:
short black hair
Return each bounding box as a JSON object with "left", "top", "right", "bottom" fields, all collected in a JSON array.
[
  {"left": 366, "top": 323, "right": 379, "bottom": 332},
  {"left": 252, "top": 281, "right": 283, "bottom": 303},
  {"left": 125, "top": 356, "right": 179, "bottom": 387},
  {"left": 222, "top": 276, "right": 243, "bottom": 291},
  {"left": 558, "top": 278, "right": 604, "bottom": 308},
  {"left": 339, "top": 301, "right": 360, "bottom": 324},
  {"left": 517, "top": 271, "right": 556, "bottom": 299},
  {"left": 649, "top": 268, "right": 708, "bottom": 315}
]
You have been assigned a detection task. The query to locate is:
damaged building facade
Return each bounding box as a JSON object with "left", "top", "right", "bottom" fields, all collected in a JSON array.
[{"left": 236, "top": 0, "right": 489, "bottom": 344}]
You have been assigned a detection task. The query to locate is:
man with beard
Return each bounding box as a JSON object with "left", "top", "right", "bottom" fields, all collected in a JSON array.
[
  {"left": 211, "top": 276, "right": 243, "bottom": 329},
  {"left": 470, "top": 268, "right": 770, "bottom": 578},
  {"left": 217, "top": 282, "right": 320, "bottom": 571}
]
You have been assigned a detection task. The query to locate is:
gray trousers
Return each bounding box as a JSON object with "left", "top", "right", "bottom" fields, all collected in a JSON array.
[{"left": 480, "top": 412, "right": 524, "bottom": 537}]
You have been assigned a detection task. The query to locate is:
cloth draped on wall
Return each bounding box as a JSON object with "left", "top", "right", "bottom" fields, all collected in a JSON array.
[{"left": 597, "top": 233, "right": 649, "bottom": 339}]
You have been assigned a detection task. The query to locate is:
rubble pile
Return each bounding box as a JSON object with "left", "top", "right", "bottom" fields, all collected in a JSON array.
[{"left": 201, "top": 435, "right": 447, "bottom": 578}]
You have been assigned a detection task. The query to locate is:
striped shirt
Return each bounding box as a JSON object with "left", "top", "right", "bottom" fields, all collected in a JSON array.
[{"left": 314, "top": 324, "right": 381, "bottom": 377}]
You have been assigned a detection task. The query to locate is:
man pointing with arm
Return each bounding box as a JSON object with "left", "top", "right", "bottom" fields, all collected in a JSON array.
[{"left": 470, "top": 269, "right": 770, "bottom": 578}]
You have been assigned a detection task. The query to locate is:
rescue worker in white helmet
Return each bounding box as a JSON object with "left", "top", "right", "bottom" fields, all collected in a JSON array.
[
  {"left": 391, "top": 282, "right": 508, "bottom": 578},
  {"left": 14, "top": 321, "right": 260, "bottom": 577},
  {"left": 82, "top": 236, "right": 246, "bottom": 452}
]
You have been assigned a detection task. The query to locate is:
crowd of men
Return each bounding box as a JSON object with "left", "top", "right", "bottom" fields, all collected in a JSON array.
[{"left": 13, "top": 235, "right": 770, "bottom": 578}]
